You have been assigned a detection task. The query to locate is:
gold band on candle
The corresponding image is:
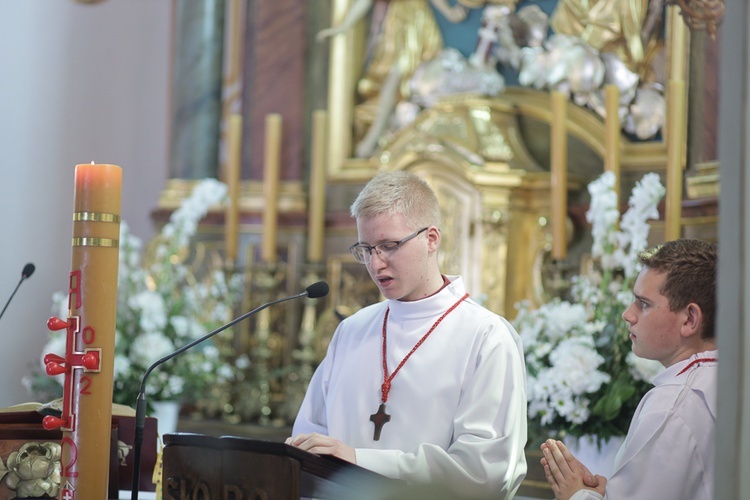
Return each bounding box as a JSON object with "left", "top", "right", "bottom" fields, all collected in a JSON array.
[
  {"left": 73, "top": 212, "right": 121, "bottom": 223},
  {"left": 72, "top": 237, "right": 120, "bottom": 248}
]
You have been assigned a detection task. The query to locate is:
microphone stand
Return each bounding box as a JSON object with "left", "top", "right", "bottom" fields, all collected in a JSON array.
[
  {"left": 0, "top": 264, "right": 35, "bottom": 322},
  {"left": 130, "top": 289, "right": 313, "bottom": 499}
]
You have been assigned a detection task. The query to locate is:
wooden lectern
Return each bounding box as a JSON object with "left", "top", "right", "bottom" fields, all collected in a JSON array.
[{"left": 162, "top": 433, "right": 401, "bottom": 499}]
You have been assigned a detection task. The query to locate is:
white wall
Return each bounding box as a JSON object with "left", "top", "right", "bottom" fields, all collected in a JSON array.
[{"left": 0, "top": 0, "right": 172, "bottom": 407}]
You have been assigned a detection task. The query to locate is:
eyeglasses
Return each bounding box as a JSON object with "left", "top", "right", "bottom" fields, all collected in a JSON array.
[{"left": 349, "top": 227, "right": 429, "bottom": 264}]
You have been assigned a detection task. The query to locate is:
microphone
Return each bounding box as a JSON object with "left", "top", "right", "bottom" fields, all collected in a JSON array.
[
  {"left": 0, "top": 263, "right": 36, "bottom": 322},
  {"left": 131, "top": 280, "right": 329, "bottom": 499}
]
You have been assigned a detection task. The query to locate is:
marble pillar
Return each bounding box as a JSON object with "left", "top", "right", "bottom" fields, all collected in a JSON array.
[
  {"left": 170, "top": 0, "right": 226, "bottom": 179},
  {"left": 243, "top": 0, "right": 308, "bottom": 181}
]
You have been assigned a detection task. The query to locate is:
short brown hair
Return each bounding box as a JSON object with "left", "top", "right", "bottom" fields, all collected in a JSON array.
[{"left": 639, "top": 239, "right": 717, "bottom": 338}]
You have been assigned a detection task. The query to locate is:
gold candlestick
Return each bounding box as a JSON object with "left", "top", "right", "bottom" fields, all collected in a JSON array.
[
  {"left": 307, "top": 110, "right": 328, "bottom": 262},
  {"left": 252, "top": 262, "right": 282, "bottom": 425},
  {"left": 225, "top": 113, "right": 242, "bottom": 266},
  {"left": 550, "top": 91, "right": 568, "bottom": 260},
  {"left": 604, "top": 84, "right": 621, "bottom": 201},
  {"left": 262, "top": 113, "right": 282, "bottom": 263},
  {"left": 665, "top": 80, "right": 686, "bottom": 241}
]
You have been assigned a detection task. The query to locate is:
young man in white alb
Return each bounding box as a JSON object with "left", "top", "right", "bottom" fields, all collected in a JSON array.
[
  {"left": 542, "top": 239, "right": 718, "bottom": 500},
  {"left": 287, "top": 170, "right": 528, "bottom": 498}
]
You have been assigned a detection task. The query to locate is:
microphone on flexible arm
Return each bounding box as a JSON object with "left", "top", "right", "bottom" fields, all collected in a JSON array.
[
  {"left": 130, "top": 280, "right": 329, "bottom": 499},
  {"left": 0, "top": 263, "right": 36, "bottom": 322}
]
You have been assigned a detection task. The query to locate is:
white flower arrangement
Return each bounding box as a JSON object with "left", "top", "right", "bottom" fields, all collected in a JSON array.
[
  {"left": 515, "top": 171, "right": 666, "bottom": 442},
  {"left": 28, "top": 179, "right": 243, "bottom": 407}
]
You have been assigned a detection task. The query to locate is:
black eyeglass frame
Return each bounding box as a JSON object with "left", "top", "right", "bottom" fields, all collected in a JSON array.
[{"left": 349, "top": 227, "right": 430, "bottom": 264}]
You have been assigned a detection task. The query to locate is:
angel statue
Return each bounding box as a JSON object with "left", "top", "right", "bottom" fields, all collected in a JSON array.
[
  {"left": 318, "top": 0, "right": 514, "bottom": 158},
  {"left": 549, "top": 0, "right": 664, "bottom": 82}
]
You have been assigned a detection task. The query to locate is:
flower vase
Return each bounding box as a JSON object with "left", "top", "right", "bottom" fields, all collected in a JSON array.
[
  {"left": 564, "top": 434, "right": 625, "bottom": 479},
  {"left": 151, "top": 401, "right": 181, "bottom": 439}
]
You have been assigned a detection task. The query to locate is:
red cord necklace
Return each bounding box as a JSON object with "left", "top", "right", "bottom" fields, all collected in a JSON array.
[
  {"left": 369, "top": 292, "right": 469, "bottom": 441},
  {"left": 676, "top": 357, "right": 718, "bottom": 376}
]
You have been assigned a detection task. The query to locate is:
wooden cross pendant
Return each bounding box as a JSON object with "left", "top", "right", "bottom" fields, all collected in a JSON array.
[{"left": 369, "top": 403, "right": 391, "bottom": 441}]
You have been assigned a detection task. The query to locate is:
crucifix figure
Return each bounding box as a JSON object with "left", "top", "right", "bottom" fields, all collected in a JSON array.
[{"left": 369, "top": 403, "right": 391, "bottom": 441}]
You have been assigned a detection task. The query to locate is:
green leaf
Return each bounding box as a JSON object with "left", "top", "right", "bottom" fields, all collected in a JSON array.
[
  {"left": 593, "top": 372, "right": 639, "bottom": 421},
  {"left": 593, "top": 392, "right": 622, "bottom": 421}
]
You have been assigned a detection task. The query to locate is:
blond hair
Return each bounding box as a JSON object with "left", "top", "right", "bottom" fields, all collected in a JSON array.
[{"left": 350, "top": 171, "right": 441, "bottom": 230}]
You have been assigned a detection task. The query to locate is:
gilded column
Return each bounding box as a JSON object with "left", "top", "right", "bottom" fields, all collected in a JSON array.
[{"left": 664, "top": 6, "right": 690, "bottom": 240}]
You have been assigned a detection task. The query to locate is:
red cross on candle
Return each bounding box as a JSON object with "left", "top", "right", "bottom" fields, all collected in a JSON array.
[
  {"left": 62, "top": 482, "right": 75, "bottom": 500},
  {"left": 42, "top": 316, "right": 102, "bottom": 431}
]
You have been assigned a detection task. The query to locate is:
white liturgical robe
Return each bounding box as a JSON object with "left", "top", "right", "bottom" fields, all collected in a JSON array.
[
  {"left": 293, "top": 276, "right": 528, "bottom": 498},
  {"left": 571, "top": 350, "right": 718, "bottom": 500}
]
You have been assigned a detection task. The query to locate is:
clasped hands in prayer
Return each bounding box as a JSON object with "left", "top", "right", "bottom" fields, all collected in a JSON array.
[
  {"left": 541, "top": 439, "right": 606, "bottom": 499},
  {"left": 285, "top": 433, "right": 357, "bottom": 464}
]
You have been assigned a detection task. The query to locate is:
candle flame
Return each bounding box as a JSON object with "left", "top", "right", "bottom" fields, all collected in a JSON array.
[{"left": 91, "top": 161, "right": 95, "bottom": 165}]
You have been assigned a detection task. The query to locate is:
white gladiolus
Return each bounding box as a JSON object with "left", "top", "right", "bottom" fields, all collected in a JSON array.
[
  {"left": 33, "top": 179, "right": 243, "bottom": 406},
  {"left": 170, "top": 315, "right": 205, "bottom": 341},
  {"left": 515, "top": 172, "right": 665, "bottom": 438},
  {"left": 130, "top": 291, "right": 168, "bottom": 333},
  {"left": 586, "top": 172, "right": 620, "bottom": 262},
  {"left": 159, "top": 178, "right": 227, "bottom": 251},
  {"left": 114, "top": 354, "right": 133, "bottom": 383},
  {"left": 616, "top": 173, "right": 666, "bottom": 278},
  {"left": 130, "top": 331, "right": 175, "bottom": 367},
  {"left": 627, "top": 352, "right": 665, "bottom": 382},
  {"left": 550, "top": 338, "right": 610, "bottom": 394}
]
